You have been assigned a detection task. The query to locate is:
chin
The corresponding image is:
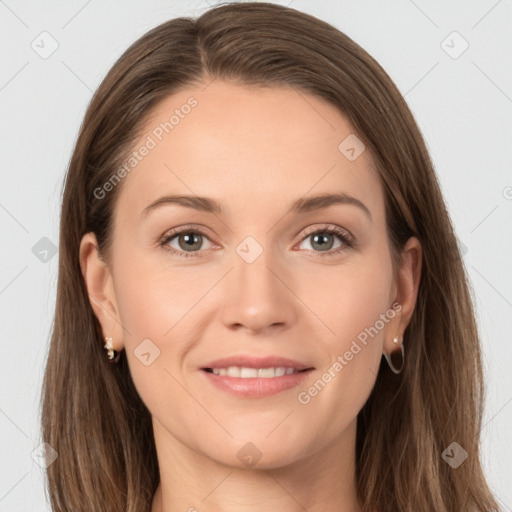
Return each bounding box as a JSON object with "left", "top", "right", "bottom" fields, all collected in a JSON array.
[{"left": 200, "top": 434, "right": 309, "bottom": 471}]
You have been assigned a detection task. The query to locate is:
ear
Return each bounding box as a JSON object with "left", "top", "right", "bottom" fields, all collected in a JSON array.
[
  {"left": 384, "top": 236, "right": 422, "bottom": 354},
  {"left": 79, "top": 232, "right": 125, "bottom": 353}
]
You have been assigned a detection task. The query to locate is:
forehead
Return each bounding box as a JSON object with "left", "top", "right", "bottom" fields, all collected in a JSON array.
[{"left": 113, "top": 81, "right": 384, "bottom": 225}]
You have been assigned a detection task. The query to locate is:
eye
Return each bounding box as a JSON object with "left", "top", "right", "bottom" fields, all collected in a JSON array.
[
  {"left": 297, "top": 224, "right": 354, "bottom": 256},
  {"left": 160, "top": 226, "right": 214, "bottom": 258}
]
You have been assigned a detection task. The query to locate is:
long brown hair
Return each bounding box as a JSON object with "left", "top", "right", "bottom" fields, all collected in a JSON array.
[{"left": 40, "top": 2, "right": 501, "bottom": 511}]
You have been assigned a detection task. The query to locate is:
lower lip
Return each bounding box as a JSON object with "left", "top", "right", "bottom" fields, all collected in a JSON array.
[{"left": 200, "top": 369, "right": 314, "bottom": 398}]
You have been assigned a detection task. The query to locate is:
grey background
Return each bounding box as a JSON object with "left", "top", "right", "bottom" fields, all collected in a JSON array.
[{"left": 1, "top": 0, "right": 511, "bottom": 510}]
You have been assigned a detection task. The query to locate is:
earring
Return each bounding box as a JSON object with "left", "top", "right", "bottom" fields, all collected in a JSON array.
[
  {"left": 383, "top": 335, "right": 404, "bottom": 374},
  {"left": 104, "top": 336, "right": 121, "bottom": 363}
]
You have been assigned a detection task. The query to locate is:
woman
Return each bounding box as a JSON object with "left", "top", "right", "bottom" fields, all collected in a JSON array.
[{"left": 40, "top": 2, "right": 501, "bottom": 511}]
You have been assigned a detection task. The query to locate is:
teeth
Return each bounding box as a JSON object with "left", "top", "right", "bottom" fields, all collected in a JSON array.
[
  {"left": 210, "top": 366, "right": 300, "bottom": 378},
  {"left": 258, "top": 368, "right": 275, "bottom": 378},
  {"left": 227, "top": 366, "right": 240, "bottom": 377},
  {"left": 240, "top": 367, "right": 258, "bottom": 378}
]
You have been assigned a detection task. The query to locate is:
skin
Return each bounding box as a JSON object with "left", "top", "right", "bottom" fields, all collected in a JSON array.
[{"left": 80, "top": 81, "right": 422, "bottom": 512}]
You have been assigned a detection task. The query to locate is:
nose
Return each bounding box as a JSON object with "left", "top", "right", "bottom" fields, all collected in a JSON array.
[{"left": 220, "top": 237, "right": 297, "bottom": 336}]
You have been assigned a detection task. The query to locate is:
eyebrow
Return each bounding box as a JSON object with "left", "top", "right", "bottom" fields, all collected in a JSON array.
[{"left": 140, "top": 192, "right": 372, "bottom": 221}]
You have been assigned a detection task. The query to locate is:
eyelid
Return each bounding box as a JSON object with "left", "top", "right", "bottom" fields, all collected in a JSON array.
[{"left": 298, "top": 223, "right": 353, "bottom": 242}]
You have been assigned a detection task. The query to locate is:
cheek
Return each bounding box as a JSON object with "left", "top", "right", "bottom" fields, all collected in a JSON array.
[
  {"left": 114, "top": 267, "right": 171, "bottom": 341},
  {"left": 337, "top": 266, "right": 394, "bottom": 344},
  {"left": 111, "top": 247, "right": 218, "bottom": 400},
  {"left": 299, "top": 253, "right": 394, "bottom": 414},
  {"left": 110, "top": 250, "right": 197, "bottom": 419},
  {"left": 112, "top": 246, "right": 202, "bottom": 342},
  {"left": 300, "top": 252, "right": 394, "bottom": 351}
]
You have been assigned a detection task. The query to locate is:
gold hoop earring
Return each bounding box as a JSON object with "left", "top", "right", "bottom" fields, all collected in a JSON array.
[
  {"left": 383, "top": 335, "right": 404, "bottom": 374},
  {"left": 104, "top": 336, "right": 121, "bottom": 364}
]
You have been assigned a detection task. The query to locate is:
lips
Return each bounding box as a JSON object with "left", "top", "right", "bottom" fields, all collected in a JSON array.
[{"left": 199, "top": 354, "right": 315, "bottom": 398}]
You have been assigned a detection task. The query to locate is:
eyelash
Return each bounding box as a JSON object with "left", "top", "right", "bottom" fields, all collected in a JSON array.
[{"left": 158, "top": 224, "right": 355, "bottom": 259}]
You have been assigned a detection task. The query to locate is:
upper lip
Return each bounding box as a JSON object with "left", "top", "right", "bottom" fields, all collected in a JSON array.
[{"left": 201, "top": 355, "right": 314, "bottom": 371}]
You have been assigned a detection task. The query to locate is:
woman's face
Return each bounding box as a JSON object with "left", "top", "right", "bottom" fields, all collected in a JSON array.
[{"left": 81, "top": 81, "right": 420, "bottom": 469}]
